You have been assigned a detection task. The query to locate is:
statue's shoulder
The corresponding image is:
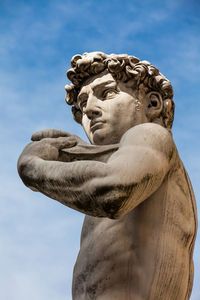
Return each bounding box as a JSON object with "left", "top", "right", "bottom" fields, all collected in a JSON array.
[{"left": 120, "top": 123, "right": 176, "bottom": 161}]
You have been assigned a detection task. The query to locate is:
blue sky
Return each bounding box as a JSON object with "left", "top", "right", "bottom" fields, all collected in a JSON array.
[{"left": 0, "top": 0, "right": 200, "bottom": 299}]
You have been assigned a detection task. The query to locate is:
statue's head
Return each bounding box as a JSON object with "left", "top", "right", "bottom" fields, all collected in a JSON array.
[{"left": 65, "top": 52, "right": 175, "bottom": 145}]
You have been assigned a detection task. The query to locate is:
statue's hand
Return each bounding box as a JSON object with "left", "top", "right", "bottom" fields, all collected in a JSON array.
[
  {"left": 31, "top": 129, "right": 82, "bottom": 142},
  {"left": 19, "top": 136, "right": 77, "bottom": 162},
  {"left": 30, "top": 129, "right": 118, "bottom": 162},
  {"left": 30, "top": 129, "right": 89, "bottom": 162}
]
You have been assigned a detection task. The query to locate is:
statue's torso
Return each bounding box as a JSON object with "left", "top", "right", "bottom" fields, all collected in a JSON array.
[{"left": 72, "top": 159, "right": 197, "bottom": 300}]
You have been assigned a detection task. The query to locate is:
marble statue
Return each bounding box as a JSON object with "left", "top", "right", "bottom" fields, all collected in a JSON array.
[{"left": 18, "top": 52, "right": 197, "bottom": 300}]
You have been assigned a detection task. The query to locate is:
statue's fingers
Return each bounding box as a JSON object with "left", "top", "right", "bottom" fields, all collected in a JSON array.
[
  {"left": 31, "top": 129, "right": 55, "bottom": 141},
  {"left": 31, "top": 129, "right": 72, "bottom": 141}
]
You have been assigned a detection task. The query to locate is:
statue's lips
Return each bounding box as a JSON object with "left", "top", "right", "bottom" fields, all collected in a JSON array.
[{"left": 90, "top": 121, "right": 105, "bottom": 133}]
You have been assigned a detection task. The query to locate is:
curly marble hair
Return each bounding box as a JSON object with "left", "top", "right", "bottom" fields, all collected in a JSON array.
[{"left": 65, "top": 52, "right": 175, "bottom": 128}]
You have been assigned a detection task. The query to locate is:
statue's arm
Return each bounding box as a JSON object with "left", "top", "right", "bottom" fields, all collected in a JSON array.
[{"left": 18, "top": 124, "right": 175, "bottom": 218}]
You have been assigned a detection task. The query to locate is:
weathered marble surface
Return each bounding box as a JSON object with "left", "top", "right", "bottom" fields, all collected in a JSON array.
[{"left": 18, "top": 52, "right": 197, "bottom": 299}]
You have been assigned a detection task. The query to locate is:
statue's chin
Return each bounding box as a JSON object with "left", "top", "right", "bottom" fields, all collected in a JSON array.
[
  {"left": 90, "top": 131, "right": 105, "bottom": 145},
  {"left": 91, "top": 130, "right": 120, "bottom": 145}
]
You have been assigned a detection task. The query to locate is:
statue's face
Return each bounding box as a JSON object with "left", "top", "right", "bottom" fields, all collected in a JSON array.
[{"left": 78, "top": 71, "right": 148, "bottom": 145}]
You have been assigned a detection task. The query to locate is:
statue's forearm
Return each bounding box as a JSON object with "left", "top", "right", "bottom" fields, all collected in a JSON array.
[{"left": 18, "top": 155, "right": 127, "bottom": 218}]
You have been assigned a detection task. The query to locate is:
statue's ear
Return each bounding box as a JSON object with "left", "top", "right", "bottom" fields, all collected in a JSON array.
[{"left": 145, "top": 91, "right": 163, "bottom": 121}]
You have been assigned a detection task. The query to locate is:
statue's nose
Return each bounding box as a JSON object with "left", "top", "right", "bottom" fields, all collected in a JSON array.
[{"left": 83, "top": 95, "right": 102, "bottom": 119}]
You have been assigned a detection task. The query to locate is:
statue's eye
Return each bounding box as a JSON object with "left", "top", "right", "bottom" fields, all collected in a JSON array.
[
  {"left": 78, "top": 93, "right": 88, "bottom": 111},
  {"left": 103, "top": 89, "right": 118, "bottom": 99},
  {"left": 80, "top": 100, "right": 87, "bottom": 111}
]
